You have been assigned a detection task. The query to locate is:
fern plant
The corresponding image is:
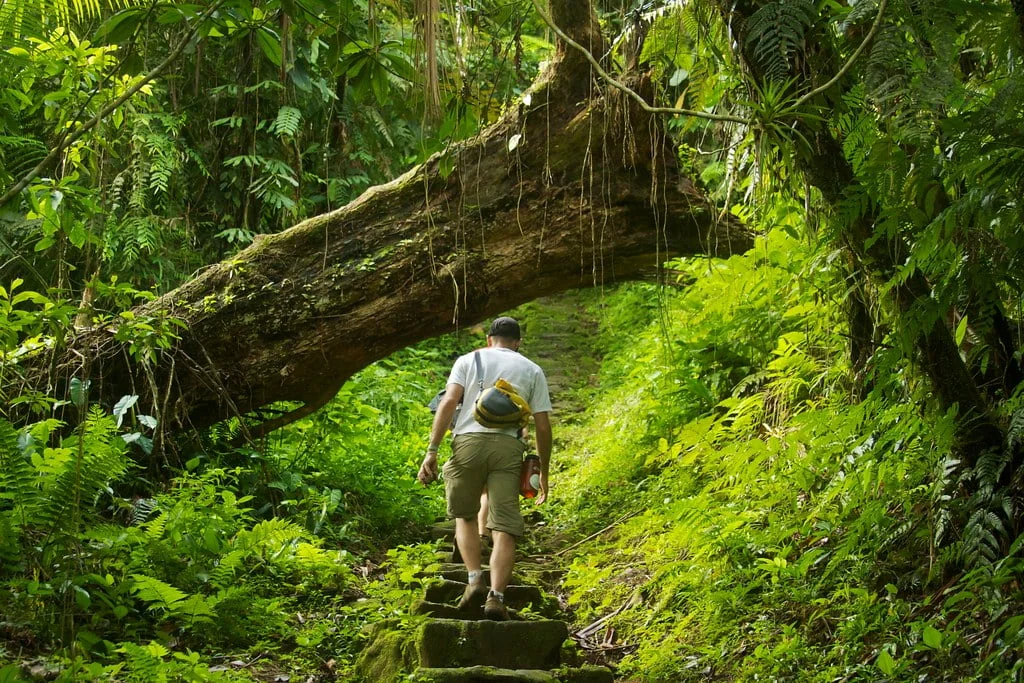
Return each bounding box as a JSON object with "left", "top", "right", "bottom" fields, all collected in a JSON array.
[{"left": 744, "top": 0, "right": 818, "bottom": 83}]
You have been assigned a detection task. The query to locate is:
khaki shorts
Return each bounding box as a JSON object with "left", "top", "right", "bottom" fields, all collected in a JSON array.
[{"left": 444, "top": 433, "right": 526, "bottom": 537}]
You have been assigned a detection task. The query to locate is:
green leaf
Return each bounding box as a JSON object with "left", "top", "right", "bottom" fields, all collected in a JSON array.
[
  {"left": 73, "top": 585, "right": 91, "bottom": 610},
  {"left": 135, "top": 435, "right": 154, "bottom": 454},
  {"left": 113, "top": 394, "right": 138, "bottom": 427},
  {"left": 954, "top": 316, "right": 968, "bottom": 347},
  {"left": 1, "top": 663, "right": 25, "bottom": 682},
  {"left": 876, "top": 648, "right": 895, "bottom": 675},
  {"left": 70, "top": 378, "right": 90, "bottom": 407},
  {"left": 68, "top": 223, "right": 88, "bottom": 249},
  {"left": 256, "top": 27, "right": 283, "bottom": 66},
  {"left": 922, "top": 625, "right": 943, "bottom": 649},
  {"left": 94, "top": 8, "right": 146, "bottom": 43}
]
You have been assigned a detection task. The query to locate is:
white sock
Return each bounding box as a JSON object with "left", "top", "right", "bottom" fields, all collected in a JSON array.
[
  {"left": 489, "top": 590, "right": 504, "bottom": 602},
  {"left": 468, "top": 570, "right": 483, "bottom": 584}
]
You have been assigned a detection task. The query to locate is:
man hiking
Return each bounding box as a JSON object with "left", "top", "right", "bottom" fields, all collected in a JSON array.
[{"left": 417, "top": 317, "right": 552, "bottom": 620}]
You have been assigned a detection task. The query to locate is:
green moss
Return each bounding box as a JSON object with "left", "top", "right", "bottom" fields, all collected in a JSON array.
[{"left": 355, "top": 620, "right": 419, "bottom": 682}]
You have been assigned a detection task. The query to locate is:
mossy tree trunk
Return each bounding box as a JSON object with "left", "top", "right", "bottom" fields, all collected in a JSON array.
[{"left": 22, "top": 1, "right": 752, "bottom": 441}]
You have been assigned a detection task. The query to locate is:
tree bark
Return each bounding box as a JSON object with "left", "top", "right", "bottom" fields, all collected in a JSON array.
[{"left": 21, "top": 2, "right": 753, "bottom": 440}]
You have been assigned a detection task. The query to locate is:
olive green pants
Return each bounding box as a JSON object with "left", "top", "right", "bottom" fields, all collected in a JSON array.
[{"left": 444, "top": 433, "right": 526, "bottom": 537}]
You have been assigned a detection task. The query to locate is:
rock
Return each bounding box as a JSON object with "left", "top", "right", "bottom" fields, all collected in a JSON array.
[
  {"left": 430, "top": 522, "right": 457, "bottom": 540},
  {"left": 550, "top": 665, "right": 615, "bottom": 682},
  {"left": 355, "top": 619, "right": 419, "bottom": 682},
  {"left": 411, "top": 599, "right": 475, "bottom": 620},
  {"left": 416, "top": 619, "right": 568, "bottom": 669}
]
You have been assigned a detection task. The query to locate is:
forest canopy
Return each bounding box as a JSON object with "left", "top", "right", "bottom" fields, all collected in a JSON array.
[{"left": 2, "top": 0, "right": 1024, "bottom": 680}]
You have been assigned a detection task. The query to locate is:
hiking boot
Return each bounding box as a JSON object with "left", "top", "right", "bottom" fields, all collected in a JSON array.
[
  {"left": 483, "top": 594, "right": 509, "bottom": 621},
  {"left": 457, "top": 581, "right": 488, "bottom": 612}
]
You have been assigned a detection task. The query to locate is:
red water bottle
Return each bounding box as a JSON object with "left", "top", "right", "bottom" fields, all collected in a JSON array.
[{"left": 520, "top": 454, "right": 541, "bottom": 498}]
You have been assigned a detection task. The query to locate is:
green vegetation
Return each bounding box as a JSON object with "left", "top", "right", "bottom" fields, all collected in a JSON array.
[{"left": 3, "top": 0, "right": 1024, "bottom": 680}]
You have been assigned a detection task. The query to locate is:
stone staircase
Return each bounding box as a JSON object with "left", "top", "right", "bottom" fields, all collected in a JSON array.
[{"left": 356, "top": 522, "right": 614, "bottom": 682}]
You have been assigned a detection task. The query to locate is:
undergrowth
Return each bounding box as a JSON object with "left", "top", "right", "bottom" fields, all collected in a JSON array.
[
  {"left": 548, "top": 233, "right": 1024, "bottom": 681},
  {"left": 0, "top": 295, "right": 473, "bottom": 680}
]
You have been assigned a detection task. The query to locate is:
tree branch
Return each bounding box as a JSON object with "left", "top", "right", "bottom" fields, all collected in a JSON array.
[
  {"left": 532, "top": 0, "right": 888, "bottom": 128},
  {"left": 528, "top": 0, "right": 751, "bottom": 125},
  {"left": 792, "top": 0, "right": 889, "bottom": 110}
]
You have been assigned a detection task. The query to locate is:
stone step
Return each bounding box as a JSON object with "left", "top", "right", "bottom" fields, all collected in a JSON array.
[
  {"left": 416, "top": 619, "right": 568, "bottom": 669},
  {"left": 411, "top": 600, "right": 537, "bottom": 621},
  {"left": 424, "top": 580, "right": 543, "bottom": 610},
  {"left": 411, "top": 667, "right": 554, "bottom": 682},
  {"left": 430, "top": 522, "right": 457, "bottom": 540},
  {"left": 412, "top": 596, "right": 560, "bottom": 621},
  {"left": 411, "top": 599, "right": 480, "bottom": 620},
  {"left": 409, "top": 671, "right": 557, "bottom": 679},
  {"left": 409, "top": 665, "right": 614, "bottom": 682},
  {"left": 439, "top": 569, "right": 491, "bottom": 584},
  {"left": 513, "top": 566, "right": 565, "bottom": 585}
]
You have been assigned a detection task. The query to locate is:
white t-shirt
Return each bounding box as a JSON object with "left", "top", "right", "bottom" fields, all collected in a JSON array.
[{"left": 448, "top": 346, "right": 552, "bottom": 436}]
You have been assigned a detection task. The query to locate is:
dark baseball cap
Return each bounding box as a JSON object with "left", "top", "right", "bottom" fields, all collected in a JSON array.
[{"left": 488, "top": 316, "right": 521, "bottom": 339}]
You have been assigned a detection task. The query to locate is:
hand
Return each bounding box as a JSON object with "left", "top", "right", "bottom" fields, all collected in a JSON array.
[
  {"left": 535, "top": 473, "right": 549, "bottom": 505},
  {"left": 417, "top": 451, "right": 438, "bottom": 486}
]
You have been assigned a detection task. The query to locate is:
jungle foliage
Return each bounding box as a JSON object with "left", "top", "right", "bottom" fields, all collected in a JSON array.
[{"left": 2, "top": 0, "right": 1024, "bottom": 680}]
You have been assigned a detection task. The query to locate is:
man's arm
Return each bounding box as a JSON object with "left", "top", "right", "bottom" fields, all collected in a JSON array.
[
  {"left": 533, "top": 411, "right": 552, "bottom": 504},
  {"left": 417, "top": 383, "right": 465, "bottom": 485}
]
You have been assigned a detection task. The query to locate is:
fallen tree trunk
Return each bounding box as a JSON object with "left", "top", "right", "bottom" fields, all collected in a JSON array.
[{"left": 25, "top": 2, "right": 753, "bottom": 439}]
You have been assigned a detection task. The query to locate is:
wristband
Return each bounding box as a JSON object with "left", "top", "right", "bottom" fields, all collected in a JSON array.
[{"left": 426, "top": 446, "right": 439, "bottom": 453}]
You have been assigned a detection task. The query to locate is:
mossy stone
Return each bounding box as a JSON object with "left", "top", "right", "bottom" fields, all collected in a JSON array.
[
  {"left": 416, "top": 619, "right": 568, "bottom": 669},
  {"left": 355, "top": 619, "right": 419, "bottom": 682},
  {"left": 550, "top": 665, "right": 615, "bottom": 683}
]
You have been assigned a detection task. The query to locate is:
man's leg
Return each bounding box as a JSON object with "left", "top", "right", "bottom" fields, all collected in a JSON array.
[
  {"left": 444, "top": 435, "right": 489, "bottom": 611},
  {"left": 482, "top": 437, "right": 526, "bottom": 620},
  {"left": 455, "top": 516, "right": 482, "bottom": 572},
  {"left": 455, "top": 517, "right": 488, "bottom": 611},
  {"left": 478, "top": 490, "right": 491, "bottom": 543},
  {"left": 489, "top": 530, "right": 515, "bottom": 593}
]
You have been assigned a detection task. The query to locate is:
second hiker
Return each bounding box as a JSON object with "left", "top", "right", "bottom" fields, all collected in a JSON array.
[{"left": 416, "top": 316, "right": 552, "bottom": 620}]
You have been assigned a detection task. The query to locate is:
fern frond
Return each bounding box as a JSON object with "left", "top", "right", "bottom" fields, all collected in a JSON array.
[
  {"left": 271, "top": 106, "right": 303, "bottom": 138},
  {"left": 131, "top": 497, "right": 157, "bottom": 525},
  {"left": 744, "top": 0, "right": 817, "bottom": 82},
  {"left": 143, "top": 512, "right": 167, "bottom": 539},
  {"left": 974, "top": 448, "right": 1009, "bottom": 488},
  {"left": 366, "top": 108, "right": 395, "bottom": 148},
  {"left": 118, "top": 642, "right": 169, "bottom": 681},
  {"left": 0, "top": 419, "right": 36, "bottom": 513},
  {"left": 0, "top": 135, "right": 47, "bottom": 181},
  {"left": 877, "top": 519, "right": 913, "bottom": 552},
  {"left": 1008, "top": 408, "right": 1024, "bottom": 451},
  {"left": 130, "top": 573, "right": 187, "bottom": 611},
  {"left": 232, "top": 517, "right": 307, "bottom": 553},
  {"left": 209, "top": 549, "right": 246, "bottom": 588}
]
